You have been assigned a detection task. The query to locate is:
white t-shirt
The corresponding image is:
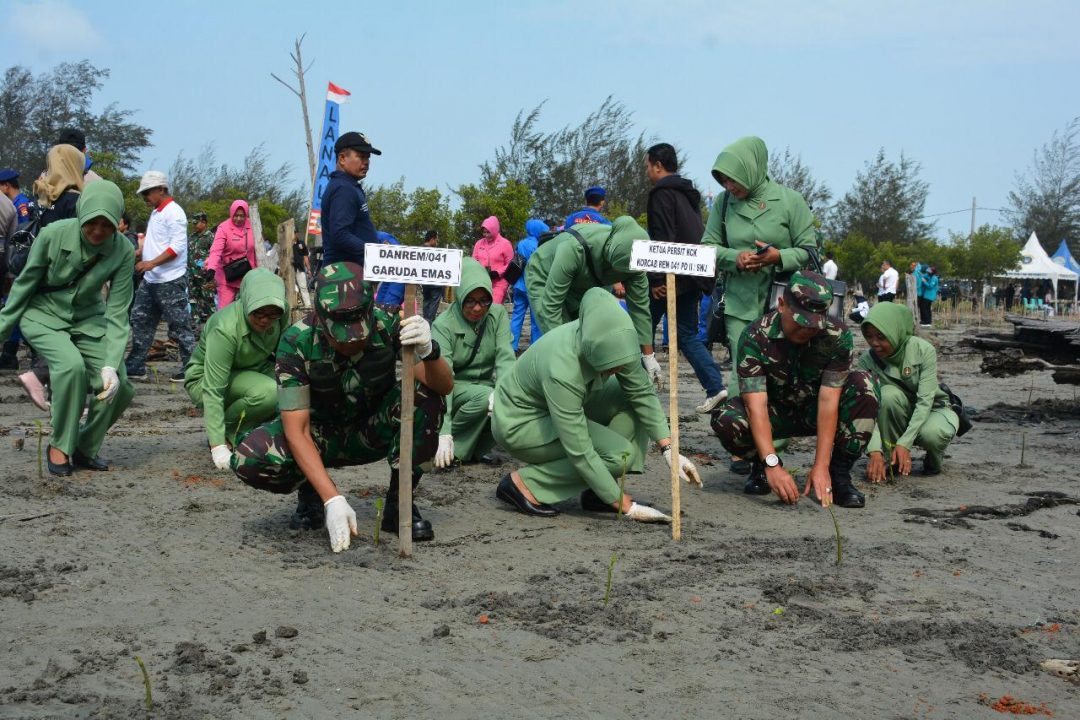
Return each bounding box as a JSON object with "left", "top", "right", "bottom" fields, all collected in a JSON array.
[
  {"left": 822, "top": 259, "right": 838, "bottom": 280},
  {"left": 142, "top": 198, "right": 188, "bottom": 284},
  {"left": 878, "top": 267, "right": 898, "bottom": 296}
]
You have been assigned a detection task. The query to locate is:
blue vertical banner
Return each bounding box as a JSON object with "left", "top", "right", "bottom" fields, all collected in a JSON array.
[{"left": 307, "top": 82, "right": 350, "bottom": 236}]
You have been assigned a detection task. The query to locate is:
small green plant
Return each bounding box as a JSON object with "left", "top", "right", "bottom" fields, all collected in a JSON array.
[
  {"left": 603, "top": 551, "right": 618, "bottom": 607},
  {"left": 616, "top": 451, "right": 630, "bottom": 520},
  {"left": 150, "top": 366, "right": 159, "bottom": 385},
  {"left": 1027, "top": 374, "right": 1035, "bottom": 408},
  {"left": 134, "top": 655, "right": 152, "bottom": 710},
  {"left": 827, "top": 504, "right": 843, "bottom": 566},
  {"left": 373, "top": 498, "right": 384, "bottom": 547},
  {"left": 34, "top": 420, "right": 43, "bottom": 479},
  {"left": 882, "top": 442, "right": 897, "bottom": 483},
  {"left": 234, "top": 410, "right": 247, "bottom": 443},
  {"left": 1019, "top": 431, "right": 1027, "bottom": 467}
]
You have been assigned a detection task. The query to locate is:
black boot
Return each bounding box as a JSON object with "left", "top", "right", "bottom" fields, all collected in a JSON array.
[
  {"left": 382, "top": 470, "right": 434, "bottom": 541},
  {"left": 743, "top": 460, "right": 771, "bottom": 495},
  {"left": 0, "top": 341, "right": 19, "bottom": 371},
  {"left": 289, "top": 482, "right": 326, "bottom": 530},
  {"left": 829, "top": 453, "right": 865, "bottom": 508}
]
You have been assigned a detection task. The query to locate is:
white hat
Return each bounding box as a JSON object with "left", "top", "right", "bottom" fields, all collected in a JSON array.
[{"left": 137, "top": 170, "right": 168, "bottom": 195}]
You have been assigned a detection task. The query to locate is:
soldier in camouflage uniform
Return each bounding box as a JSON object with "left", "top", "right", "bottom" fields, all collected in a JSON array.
[
  {"left": 186, "top": 212, "right": 217, "bottom": 330},
  {"left": 231, "top": 261, "right": 453, "bottom": 552},
  {"left": 711, "top": 271, "right": 879, "bottom": 509}
]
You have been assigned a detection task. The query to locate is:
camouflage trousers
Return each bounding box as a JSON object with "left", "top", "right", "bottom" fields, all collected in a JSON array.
[
  {"left": 188, "top": 271, "right": 217, "bottom": 330},
  {"left": 711, "top": 370, "right": 880, "bottom": 459},
  {"left": 125, "top": 276, "right": 196, "bottom": 375},
  {"left": 231, "top": 381, "right": 445, "bottom": 494}
]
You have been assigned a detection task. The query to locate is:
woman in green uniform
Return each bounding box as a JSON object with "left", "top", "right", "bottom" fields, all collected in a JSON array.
[
  {"left": 184, "top": 268, "right": 290, "bottom": 470},
  {"left": 491, "top": 288, "right": 701, "bottom": 523},
  {"left": 857, "top": 303, "right": 958, "bottom": 479},
  {"left": 431, "top": 258, "right": 515, "bottom": 467},
  {"left": 700, "top": 136, "right": 818, "bottom": 472},
  {"left": 0, "top": 181, "right": 135, "bottom": 476}
]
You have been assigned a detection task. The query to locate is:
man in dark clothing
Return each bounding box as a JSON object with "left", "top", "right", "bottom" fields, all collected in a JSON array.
[
  {"left": 292, "top": 235, "right": 312, "bottom": 307},
  {"left": 644, "top": 143, "right": 727, "bottom": 414},
  {"left": 420, "top": 230, "right": 444, "bottom": 322},
  {"left": 319, "top": 131, "right": 381, "bottom": 269}
]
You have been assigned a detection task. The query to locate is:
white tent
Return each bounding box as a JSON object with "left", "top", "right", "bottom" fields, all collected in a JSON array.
[{"left": 1002, "top": 232, "right": 1079, "bottom": 309}]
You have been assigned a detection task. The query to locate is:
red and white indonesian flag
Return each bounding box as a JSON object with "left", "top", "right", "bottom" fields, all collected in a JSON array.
[{"left": 326, "top": 82, "right": 350, "bottom": 104}]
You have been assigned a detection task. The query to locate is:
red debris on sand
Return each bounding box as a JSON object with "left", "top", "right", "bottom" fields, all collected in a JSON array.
[
  {"left": 979, "top": 693, "right": 1054, "bottom": 716},
  {"left": 477, "top": 614, "right": 490, "bottom": 624}
]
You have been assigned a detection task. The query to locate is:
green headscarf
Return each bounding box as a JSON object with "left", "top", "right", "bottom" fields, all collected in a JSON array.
[
  {"left": 711, "top": 136, "right": 770, "bottom": 203},
  {"left": 75, "top": 180, "right": 124, "bottom": 254},
  {"left": 579, "top": 287, "right": 638, "bottom": 372},
  {"left": 602, "top": 215, "right": 650, "bottom": 273},
  {"left": 452, "top": 257, "right": 493, "bottom": 328},
  {"left": 237, "top": 268, "right": 289, "bottom": 354},
  {"left": 862, "top": 302, "right": 914, "bottom": 367}
]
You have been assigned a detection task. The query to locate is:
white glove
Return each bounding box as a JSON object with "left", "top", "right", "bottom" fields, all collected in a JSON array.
[
  {"left": 400, "top": 315, "right": 433, "bottom": 359},
  {"left": 434, "top": 434, "right": 455, "bottom": 468},
  {"left": 96, "top": 367, "right": 120, "bottom": 402},
  {"left": 663, "top": 447, "right": 703, "bottom": 487},
  {"left": 641, "top": 353, "right": 663, "bottom": 390},
  {"left": 324, "top": 495, "right": 358, "bottom": 553},
  {"left": 624, "top": 502, "right": 672, "bottom": 523},
  {"left": 210, "top": 445, "right": 232, "bottom": 470},
  {"left": 487, "top": 392, "right": 494, "bottom": 416}
]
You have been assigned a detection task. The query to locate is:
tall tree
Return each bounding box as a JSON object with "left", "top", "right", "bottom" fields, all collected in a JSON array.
[
  {"left": 485, "top": 97, "right": 653, "bottom": 222},
  {"left": 0, "top": 60, "right": 152, "bottom": 182},
  {"left": 1007, "top": 116, "right": 1080, "bottom": 255},
  {"left": 767, "top": 147, "right": 832, "bottom": 213},
  {"left": 827, "top": 148, "right": 934, "bottom": 245}
]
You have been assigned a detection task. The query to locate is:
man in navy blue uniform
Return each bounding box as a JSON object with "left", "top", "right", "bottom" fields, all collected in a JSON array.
[
  {"left": 0, "top": 169, "right": 36, "bottom": 225},
  {"left": 564, "top": 186, "right": 611, "bottom": 228},
  {"left": 319, "top": 131, "right": 381, "bottom": 268}
]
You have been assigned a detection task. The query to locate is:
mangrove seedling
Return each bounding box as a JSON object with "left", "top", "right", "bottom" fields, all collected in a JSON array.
[
  {"left": 135, "top": 655, "right": 152, "bottom": 710},
  {"left": 234, "top": 410, "right": 247, "bottom": 444},
  {"left": 373, "top": 498, "right": 384, "bottom": 547},
  {"left": 827, "top": 504, "right": 843, "bottom": 566},
  {"left": 150, "top": 366, "right": 159, "bottom": 386},
  {"left": 617, "top": 451, "right": 630, "bottom": 520},
  {"left": 1019, "top": 431, "right": 1027, "bottom": 467},
  {"left": 603, "top": 551, "right": 618, "bottom": 607},
  {"left": 34, "top": 420, "right": 43, "bottom": 479}
]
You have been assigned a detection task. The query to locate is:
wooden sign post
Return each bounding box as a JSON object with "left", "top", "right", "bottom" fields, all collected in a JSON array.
[
  {"left": 364, "top": 243, "right": 463, "bottom": 557},
  {"left": 630, "top": 240, "right": 716, "bottom": 541}
]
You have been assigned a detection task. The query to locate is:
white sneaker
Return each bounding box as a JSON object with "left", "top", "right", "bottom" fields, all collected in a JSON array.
[{"left": 696, "top": 389, "right": 729, "bottom": 414}]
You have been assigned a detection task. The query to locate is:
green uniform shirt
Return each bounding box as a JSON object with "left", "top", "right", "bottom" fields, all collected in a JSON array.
[
  {"left": 701, "top": 137, "right": 818, "bottom": 321},
  {"left": 525, "top": 216, "right": 653, "bottom": 347},
  {"left": 0, "top": 185, "right": 135, "bottom": 370},
  {"left": 432, "top": 258, "right": 516, "bottom": 434},
  {"left": 187, "top": 228, "right": 214, "bottom": 274},
  {"left": 737, "top": 310, "right": 853, "bottom": 402},
  {"left": 275, "top": 305, "right": 401, "bottom": 424},
  {"left": 185, "top": 268, "right": 290, "bottom": 446}
]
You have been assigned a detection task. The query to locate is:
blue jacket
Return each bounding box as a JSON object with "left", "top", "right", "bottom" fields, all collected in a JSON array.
[
  {"left": 920, "top": 272, "right": 939, "bottom": 301},
  {"left": 514, "top": 218, "right": 549, "bottom": 292},
  {"left": 374, "top": 232, "right": 406, "bottom": 306},
  {"left": 564, "top": 207, "right": 611, "bottom": 229},
  {"left": 320, "top": 170, "right": 378, "bottom": 267}
]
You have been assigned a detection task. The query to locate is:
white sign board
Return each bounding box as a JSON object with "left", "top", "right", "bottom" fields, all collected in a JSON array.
[
  {"left": 630, "top": 240, "right": 716, "bottom": 277},
  {"left": 363, "top": 244, "right": 463, "bottom": 286}
]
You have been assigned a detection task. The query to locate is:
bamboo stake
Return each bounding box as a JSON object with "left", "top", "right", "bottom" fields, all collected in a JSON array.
[
  {"left": 398, "top": 285, "right": 418, "bottom": 558},
  {"left": 666, "top": 273, "right": 681, "bottom": 541},
  {"left": 279, "top": 220, "right": 298, "bottom": 320}
]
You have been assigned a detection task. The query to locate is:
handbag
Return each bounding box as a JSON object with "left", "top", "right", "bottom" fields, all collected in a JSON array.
[
  {"left": 938, "top": 382, "right": 973, "bottom": 437},
  {"left": 221, "top": 228, "right": 253, "bottom": 282},
  {"left": 5, "top": 214, "right": 43, "bottom": 277},
  {"left": 765, "top": 248, "right": 847, "bottom": 323},
  {"left": 503, "top": 250, "right": 526, "bottom": 285}
]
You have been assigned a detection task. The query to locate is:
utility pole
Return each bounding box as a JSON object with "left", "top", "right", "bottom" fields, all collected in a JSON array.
[
  {"left": 271, "top": 34, "right": 317, "bottom": 191},
  {"left": 970, "top": 196, "right": 976, "bottom": 237}
]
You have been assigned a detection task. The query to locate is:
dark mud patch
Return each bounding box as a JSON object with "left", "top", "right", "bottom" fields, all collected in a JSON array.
[
  {"left": 972, "top": 399, "right": 1080, "bottom": 425},
  {"left": 758, "top": 574, "right": 877, "bottom": 605},
  {"left": 0, "top": 559, "right": 84, "bottom": 602},
  {"left": 239, "top": 512, "right": 407, "bottom": 571},
  {"left": 902, "top": 491, "right": 1079, "bottom": 523}
]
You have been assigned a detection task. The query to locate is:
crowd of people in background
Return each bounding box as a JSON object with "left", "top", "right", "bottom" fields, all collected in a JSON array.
[{"left": 0, "top": 126, "right": 967, "bottom": 554}]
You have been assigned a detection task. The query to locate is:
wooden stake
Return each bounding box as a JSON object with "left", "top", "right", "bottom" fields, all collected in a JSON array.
[
  {"left": 398, "top": 285, "right": 418, "bottom": 558},
  {"left": 666, "top": 273, "right": 681, "bottom": 541},
  {"left": 279, "top": 220, "right": 298, "bottom": 320}
]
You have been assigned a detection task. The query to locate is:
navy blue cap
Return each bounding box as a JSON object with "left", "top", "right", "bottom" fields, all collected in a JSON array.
[
  {"left": 585, "top": 185, "right": 606, "bottom": 198},
  {"left": 0, "top": 168, "right": 19, "bottom": 183}
]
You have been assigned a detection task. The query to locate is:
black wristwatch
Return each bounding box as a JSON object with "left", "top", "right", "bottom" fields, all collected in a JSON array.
[{"left": 421, "top": 339, "right": 441, "bottom": 362}]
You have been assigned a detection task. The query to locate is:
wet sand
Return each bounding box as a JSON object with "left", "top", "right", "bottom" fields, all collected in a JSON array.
[{"left": 1, "top": 322, "right": 1078, "bottom": 719}]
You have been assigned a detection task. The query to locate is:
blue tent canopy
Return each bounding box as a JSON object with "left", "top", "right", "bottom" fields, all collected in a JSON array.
[{"left": 1052, "top": 239, "right": 1080, "bottom": 274}]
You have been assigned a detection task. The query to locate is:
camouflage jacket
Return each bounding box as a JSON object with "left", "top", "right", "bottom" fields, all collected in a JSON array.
[
  {"left": 275, "top": 308, "right": 401, "bottom": 425},
  {"left": 736, "top": 310, "right": 852, "bottom": 402},
  {"left": 187, "top": 229, "right": 215, "bottom": 274}
]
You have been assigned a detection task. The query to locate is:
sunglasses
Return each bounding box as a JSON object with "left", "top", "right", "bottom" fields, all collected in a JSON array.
[
  {"left": 463, "top": 297, "right": 492, "bottom": 309},
  {"left": 251, "top": 308, "right": 284, "bottom": 321}
]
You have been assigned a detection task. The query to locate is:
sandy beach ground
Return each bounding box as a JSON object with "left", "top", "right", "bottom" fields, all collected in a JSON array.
[{"left": 1, "top": 320, "right": 1078, "bottom": 719}]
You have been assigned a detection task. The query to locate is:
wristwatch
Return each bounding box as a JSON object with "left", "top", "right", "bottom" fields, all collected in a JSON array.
[
  {"left": 421, "top": 339, "right": 441, "bottom": 362},
  {"left": 764, "top": 453, "right": 782, "bottom": 468}
]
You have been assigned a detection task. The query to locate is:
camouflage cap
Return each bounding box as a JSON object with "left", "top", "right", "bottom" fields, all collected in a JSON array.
[
  {"left": 314, "top": 262, "right": 374, "bottom": 343},
  {"left": 783, "top": 270, "right": 832, "bottom": 329}
]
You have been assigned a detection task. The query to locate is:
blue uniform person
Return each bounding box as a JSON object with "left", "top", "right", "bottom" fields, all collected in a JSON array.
[
  {"left": 319, "top": 132, "right": 380, "bottom": 269},
  {"left": 564, "top": 186, "right": 611, "bottom": 228},
  {"left": 510, "top": 219, "right": 547, "bottom": 352}
]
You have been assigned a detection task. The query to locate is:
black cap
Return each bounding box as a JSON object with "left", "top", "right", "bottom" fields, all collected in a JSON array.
[
  {"left": 57, "top": 127, "right": 86, "bottom": 150},
  {"left": 334, "top": 131, "right": 381, "bottom": 156}
]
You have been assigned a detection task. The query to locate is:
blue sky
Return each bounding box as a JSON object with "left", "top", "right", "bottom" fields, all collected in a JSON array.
[{"left": 4, "top": 0, "right": 1078, "bottom": 240}]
